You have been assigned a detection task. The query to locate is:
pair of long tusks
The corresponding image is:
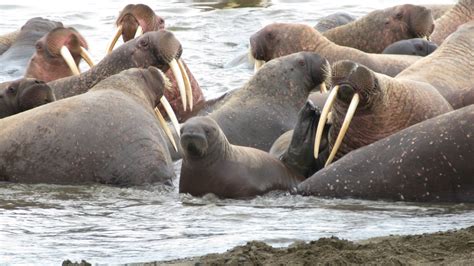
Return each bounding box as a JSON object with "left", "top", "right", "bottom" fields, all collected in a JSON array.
[
  {"left": 313, "top": 85, "right": 360, "bottom": 167},
  {"left": 169, "top": 58, "right": 193, "bottom": 111},
  {"left": 106, "top": 24, "right": 144, "bottom": 54},
  {"left": 154, "top": 96, "right": 180, "bottom": 152},
  {"left": 60, "top": 46, "right": 94, "bottom": 75}
]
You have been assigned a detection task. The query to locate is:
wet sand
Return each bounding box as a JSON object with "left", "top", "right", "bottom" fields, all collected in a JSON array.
[{"left": 64, "top": 225, "right": 474, "bottom": 265}]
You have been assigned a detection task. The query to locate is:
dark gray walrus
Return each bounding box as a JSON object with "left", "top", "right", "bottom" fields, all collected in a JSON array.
[
  {"left": 0, "top": 78, "right": 55, "bottom": 118},
  {"left": 179, "top": 116, "right": 304, "bottom": 199},
  {"left": 298, "top": 105, "right": 474, "bottom": 203},
  {"left": 269, "top": 100, "right": 331, "bottom": 178},
  {"left": 0, "top": 67, "right": 177, "bottom": 186},
  {"left": 208, "top": 52, "right": 330, "bottom": 151},
  {"left": 382, "top": 38, "right": 438, "bottom": 56},
  {"left": 0, "top": 17, "right": 62, "bottom": 79}
]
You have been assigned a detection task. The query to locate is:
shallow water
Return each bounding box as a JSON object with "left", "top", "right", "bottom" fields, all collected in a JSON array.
[{"left": 1, "top": 0, "right": 471, "bottom": 265}]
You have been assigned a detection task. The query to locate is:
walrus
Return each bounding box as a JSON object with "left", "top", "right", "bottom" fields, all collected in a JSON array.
[
  {"left": 298, "top": 105, "right": 474, "bottom": 203},
  {"left": 322, "top": 4, "right": 435, "bottom": 53},
  {"left": 0, "top": 30, "right": 20, "bottom": 55},
  {"left": 269, "top": 100, "right": 331, "bottom": 178},
  {"left": 106, "top": 3, "right": 203, "bottom": 122},
  {"left": 0, "top": 30, "right": 192, "bottom": 123},
  {"left": 250, "top": 23, "right": 421, "bottom": 77},
  {"left": 208, "top": 52, "right": 330, "bottom": 151},
  {"left": 24, "top": 26, "right": 94, "bottom": 82},
  {"left": 0, "top": 78, "right": 55, "bottom": 118},
  {"left": 0, "top": 67, "right": 178, "bottom": 186},
  {"left": 0, "top": 17, "right": 62, "bottom": 79},
  {"left": 314, "top": 60, "right": 452, "bottom": 167},
  {"left": 314, "top": 12, "right": 356, "bottom": 32},
  {"left": 179, "top": 116, "right": 304, "bottom": 199},
  {"left": 430, "top": 0, "right": 474, "bottom": 45},
  {"left": 382, "top": 38, "right": 438, "bottom": 56},
  {"left": 396, "top": 21, "right": 474, "bottom": 109}
]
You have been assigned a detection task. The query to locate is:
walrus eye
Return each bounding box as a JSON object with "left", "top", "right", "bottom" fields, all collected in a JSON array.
[
  {"left": 138, "top": 38, "right": 149, "bottom": 49},
  {"left": 266, "top": 32, "right": 274, "bottom": 40},
  {"left": 298, "top": 60, "right": 305, "bottom": 67},
  {"left": 35, "top": 42, "right": 43, "bottom": 51},
  {"left": 7, "top": 86, "right": 16, "bottom": 94},
  {"left": 395, "top": 12, "right": 403, "bottom": 19}
]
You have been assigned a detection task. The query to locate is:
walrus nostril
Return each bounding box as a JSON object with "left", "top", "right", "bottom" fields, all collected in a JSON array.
[{"left": 338, "top": 84, "right": 355, "bottom": 103}]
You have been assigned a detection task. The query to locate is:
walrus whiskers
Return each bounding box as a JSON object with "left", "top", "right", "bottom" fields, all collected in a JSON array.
[
  {"left": 314, "top": 85, "right": 338, "bottom": 159},
  {"left": 106, "top": 24, "right": 123, "bottom": 54},
  {"left": 177, "top": 59, "right": 193, "bottom": 111},
  {"left": 79, "top": 46, "right": 95, "bottom": 67},
  {"left": 325, "top": 93, "right": 359, "bottom": 166},
  {"left": 60, "top": 46, "right": 80, "bottom": 75}
]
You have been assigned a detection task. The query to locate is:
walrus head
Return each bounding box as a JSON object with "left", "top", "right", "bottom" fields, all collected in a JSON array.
[
  {"left": 250, "top": 23, "right": 321, "bottom": 72},
  {"left": 314, "top": 60, "right": 380, "bottom": 166},
  {"left": 25, "top": 27, "right": 94, "bottom": 82},
  {"left": 385, "top": 4, "right": 434, "bottom": 40},
  {"left": 180, "top": 116, "right": 224, "bottom": 159},
  {"left": 107, "top": 4, "right": 165, "bottom": 53},
  {"left": 0, "top": 78, "right": 55, "bottom": 118}
]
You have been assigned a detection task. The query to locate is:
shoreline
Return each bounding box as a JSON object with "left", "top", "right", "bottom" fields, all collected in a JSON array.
[{"left": 64, "top": 225, "right": 474, "bottom": 265}]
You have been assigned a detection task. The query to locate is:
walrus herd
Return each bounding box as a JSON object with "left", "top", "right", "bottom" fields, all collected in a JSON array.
[{"left": 0, "top": 1, "right": 472, "bottom": 202}]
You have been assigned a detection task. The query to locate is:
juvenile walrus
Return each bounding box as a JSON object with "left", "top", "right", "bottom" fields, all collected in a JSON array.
[
  {"left": 250, "top": 23, "right": 421, "bottom": 77},
  {"left": 313, "top": 60, "right": 452, "bottom": 166},
  {"left": 396, "top": 21, "right": 474, "bottom": 109},
  {"left": 208, "top": 52, "right": 330, "bottom": 151},
  {"left": 382, "top": 38, "right": 437, "bottom": 56},
  {"left": 0, "top": 67, "right": 178, "bottom": 186},
  {"left": 298, "top": 105, "right": 474, "bottom": 203},
  {"left": 0, "top": 78, "right": 55, "bottom": 118},
  {"left": 322, "top": 4, "right": 435, "bottom": 53},
  {"left": 179, "top": 116, "right": 304, "bottom": 199},
  {"left": 430, "top": 0, "right": 474, "bottom": 45}
]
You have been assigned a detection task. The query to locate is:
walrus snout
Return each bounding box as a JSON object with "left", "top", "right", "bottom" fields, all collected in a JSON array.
[{"left": 180, "top": 132, "right": 208, "bottom": 158}]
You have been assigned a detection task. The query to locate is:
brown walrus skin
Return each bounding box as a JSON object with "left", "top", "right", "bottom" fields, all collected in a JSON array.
[
  {"left": 423, "top": 4, "right": 453, "bottom": 20},
  {"left": 0, "top": 30, "right": 20, "bottom": 55},
  {"left": 322, "top": 4, "right": 435, "bottom": 53},
  {"left": 431, "top": 0, "right": 474, "bottom": 45},
  {"left": 326, "top": 60, "right": 452, "bottom": 162},
  {"left": 298, "top": 104, "right": 474, "bottom": 203},
  {"left": 0, "top": 67, "right": 175, "bottom": 186},
  {"left": 0, "top": 78, "right": 55, "bottom": 118},
  {"left": 179, "top": 116, "right": 304, "bottom": 199},
  {"left": 250, "top": 23, "right": 421, "bottom": 77},
  {"left": 397, "top": 21, "right": 474, "bottom": 109}
]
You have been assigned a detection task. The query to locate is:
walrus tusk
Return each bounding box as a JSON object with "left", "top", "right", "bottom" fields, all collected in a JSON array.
[
  {"left": 254, "top": 59, "right": 265, "bottom": 73},
  {"left": 60, "top": 46, "right": 80, "bottom": 75},
  {"left": 314, "top": 85, "right": 338, "bottom": 159},
  {"left": 177, "top": 59, "right": 193, "bottom": 111},
  {"left": 80, "top": 46, "right": 95, "bottom": 67},
  {"left": 320, "top": 82, "right": 328, "bottom": 93},
  {"left": 154, "top": 106, "right": 178, "bottom": 152},
  {"left": 134, "top": 25, "right": 143, "bottom": 39},
  {"left": 160, "top": 97, "right": 181, "bottom": 137},
  {"left": 106, "top": 24, "right": 123, "bottom": 54},
  {"left": 325, "top": 93, "right": 360, "bottom": 167},
  {"left": 169, "top": 58, "right": 187, "bottom": 112}
]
